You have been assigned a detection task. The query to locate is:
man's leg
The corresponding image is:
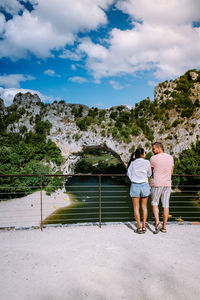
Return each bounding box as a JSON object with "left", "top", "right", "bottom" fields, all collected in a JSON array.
[
  {"left": 132, "top": 197, "right": 141, "bottom": 229},
  {"left": 151, "top": 187, "right": 162, "bottom": 227},
  {"left": 141, "top": 197, "right": 148, "bottom": 228},
  {"left": 152, "top": 205, "right": 159, "bottom": 226},
  {"left": 163, "top": 207, "right": 169, "bottom": 229},
  {"left": 161, "top": 187, "right": 171, "bottom": 231}
]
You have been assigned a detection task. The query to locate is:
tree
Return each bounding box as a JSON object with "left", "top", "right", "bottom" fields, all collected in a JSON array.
[{"left": 174, "top": 141, "right": 200, "bottom": 186}]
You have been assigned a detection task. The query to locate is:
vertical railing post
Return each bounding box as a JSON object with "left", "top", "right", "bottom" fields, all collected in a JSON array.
[
  {"left": 40, "top": 175, "right": 43, "bottom": 231},
  {"left": 99, "top": 175, "right": 102, "bottom": 228}
]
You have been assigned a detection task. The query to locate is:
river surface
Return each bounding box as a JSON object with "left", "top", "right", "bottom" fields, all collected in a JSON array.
[{"left": 44, "top": 176, "right": 200, "bottom": 225}]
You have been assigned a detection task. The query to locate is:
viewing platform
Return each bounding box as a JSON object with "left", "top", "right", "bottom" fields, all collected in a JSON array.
[{"left": 0, "top": 223, "right": 200, "bottom": 300}]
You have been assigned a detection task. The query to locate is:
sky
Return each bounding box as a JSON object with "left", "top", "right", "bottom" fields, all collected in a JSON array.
[{"left": 0, "top": 0, "right": 200, "bottom": 108}]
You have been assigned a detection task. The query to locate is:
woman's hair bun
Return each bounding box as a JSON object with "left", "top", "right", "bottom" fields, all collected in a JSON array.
[{"left": 135, "top": 148, "right": 144, "bottom": 159}]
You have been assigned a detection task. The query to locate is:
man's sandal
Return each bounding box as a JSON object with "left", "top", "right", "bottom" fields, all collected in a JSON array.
[
  {"left": 135, "top": 227, "right": 143, "bottom": 234},
  {"left": 154, "top": 223, "right": 162, "bottom": 234},
  {"left": 160, "top": 227, "right": 167, "bottom": 233}
]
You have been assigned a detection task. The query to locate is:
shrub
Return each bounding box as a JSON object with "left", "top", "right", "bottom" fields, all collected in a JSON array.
[
  {"left": 101, "top": 130, "right": 106, "bottom": 137},
  {"left": 131, "top": 127, "right": 140, "bottom": 136},
  {"left": 72, "top": 105, "right": 83, "bottom": 118},
  {"left": 110, "top": 111, "right": 118, "bottom": 119},
  {"left": 172, "top": 120, "right": 181, "bottom": 127},
  {"left": 164, "top": 90, "right": 170, "bottom": 95},
  {"left": 98, "top": 110, "right": 106, "bottom": 118},
  {"left": 194, "top": 99, "right": 200, "bottom": 107},
  {"left": 76, "top": 119, "right": 88, "bottom": 131},
  {"left": 145, "top": 142, "right": 150, "bottom": 148}
]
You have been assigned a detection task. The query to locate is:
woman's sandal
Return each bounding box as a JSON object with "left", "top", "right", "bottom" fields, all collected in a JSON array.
[
  {"left": 142, "top": 226, "right": 147, "bottom": 233},
  {"left": 135, "top": 227, "right": 143, "bottom": 234},
  {"left": 160, "top": 227, "right": 167, "bottom": 233}
]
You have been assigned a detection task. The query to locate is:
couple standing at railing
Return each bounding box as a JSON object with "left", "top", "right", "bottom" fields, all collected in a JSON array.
[{"left": 127, "top": 142, "right": 174, "bottom": 234}]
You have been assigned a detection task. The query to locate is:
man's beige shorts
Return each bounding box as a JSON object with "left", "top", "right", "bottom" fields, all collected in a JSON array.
[{"left": 151, "top": 187, "right": 171, "bottom": 208}]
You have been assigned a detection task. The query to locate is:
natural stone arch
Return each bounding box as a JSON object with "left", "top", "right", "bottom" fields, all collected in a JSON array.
[
  {"left": 81, "top": 143, "right": 125, "bottom": 166},
  {"left": 56, "top": 139, "right": 129, "bottom": 174}
]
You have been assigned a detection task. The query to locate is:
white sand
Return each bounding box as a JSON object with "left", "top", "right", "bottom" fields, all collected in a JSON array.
[
  {"left": 0, "top": 223, "right": 200, "bottom": 300},
  {"left": 0, "top": 189, "right": 71, "bottom": 228}
]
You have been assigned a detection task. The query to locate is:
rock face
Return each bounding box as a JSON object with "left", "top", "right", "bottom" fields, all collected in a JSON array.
[
  {"left": 1, "top": 70, "right": 200, "bottom": 173},
  {"left": 13, "top": 92, "right": 41, "bottom": 107}
]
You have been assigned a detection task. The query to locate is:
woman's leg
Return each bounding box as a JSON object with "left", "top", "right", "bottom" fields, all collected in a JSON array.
[
  {"left": 132, "top": 197, "right": 141, "bottom": 229},
  {"left": 141, "top": 197, "right": 148, "bottom": 228}
]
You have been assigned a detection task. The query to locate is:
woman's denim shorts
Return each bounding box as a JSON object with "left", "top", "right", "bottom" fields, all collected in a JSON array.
[{"left": 130, "top": 182, "right": 150, "bottom": 198}]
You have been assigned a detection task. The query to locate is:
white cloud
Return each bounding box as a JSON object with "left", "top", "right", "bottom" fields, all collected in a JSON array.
[
  {"left": 0, "top": 14, "right": 6, "bottom": 36},
  {"left": 0, "top": 0, "right": 37, "bottom": 15},
  {"left": 44, "top": 69, "right": 55, "bottom": 76},
  {"left": 0, "top": 0, "right": 23, "bottom": 15},
  {"left": 0, "top": 87, "right": 53, "bottom": 106},
  {"left": 93, "top": 103, "right": 104, "bottom": 108},
  {"left": 59, "top": 49, "right": 83, "bottom": 61},
  {"left": 0, "top": 0, "right": 114, "bottom": 60},
  {"left": 43, "top": 69, "right": 61, "bottom": 77},
  {"left": 71, "top": 64, "right": 77, "bottom": 71},
  {"left": 78, "top": 0, "right": 200, "bottom": 80},
  {"left": 116, "top": 0, "right": 200, "bottom": 26},
  {"left": 69, "top": 76, "right": 88, "bottom": 83},
  {"left": 0, "top": 74, "right": 35, "bottom": 88},
  {"left": 0, "top": 11, "right": 69, "bottom": 59},
  {"left": 1, "top": 0, "right": 200, "bottom": 83},
  {"left": 109, "top": 80, "right": 124, "bottom": 90}
]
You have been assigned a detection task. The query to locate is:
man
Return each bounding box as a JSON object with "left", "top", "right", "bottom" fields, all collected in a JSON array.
[{"left": 150, "top": 142, "right": 174, "bottom": 233}]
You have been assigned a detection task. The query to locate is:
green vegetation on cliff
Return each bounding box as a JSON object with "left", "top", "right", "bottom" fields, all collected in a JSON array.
[
  {"left": 174, "top": 141, "right": 200, "bottom": 186},
  {"left": 0, "top": 113, "right": 64, "bottom": 198},
  {"left": 74, "top": 69, "right": 200, "bottom": 144}
]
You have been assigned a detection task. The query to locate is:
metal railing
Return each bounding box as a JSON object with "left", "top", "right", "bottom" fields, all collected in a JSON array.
[{"left": 0, "top": 174, "right": 199, "bottom": 230}]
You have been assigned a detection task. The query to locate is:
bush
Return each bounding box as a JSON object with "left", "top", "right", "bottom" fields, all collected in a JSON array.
[
  {"left": 101, "top": 130, "right": 106, "bottom": 137},
  {"left": 76, "top": 119, "right": 88, "bottom": 131},
  {"left": 73, "top": 133, "right": 82, "bottom": 141},
  {"left": 194, "top": 99, "right": 200, "bottom": 107},
  {"left": 110, "top": 111, "right": 118, "bottom": 119},
  {"left": 88, "top": 108, "right": 98, "bottom": 118},
  {"left": 172, "top": 120, "right": 181, "bottom": 127},
  {"left": 35, "top": 120, "right": 52, "bottom": 135},
  {"left": 72, "top": 105, "right": 83, "bottom": 118},
  {"left": 118, "top": 111, "right": 131, "bottom": 125},
  {"left": 131, "top": 127, "right": 140, "bottom": 136},
  {"left": 164, "top": 90, "right": 170, "bottom": 95}
]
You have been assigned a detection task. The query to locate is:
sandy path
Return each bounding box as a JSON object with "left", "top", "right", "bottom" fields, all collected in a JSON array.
[
  {"left": 0, "top": 223, "right": 200, "bottom": 300},
  {"left": 0, "top": 189, "right": 71, "bottom": 228}
]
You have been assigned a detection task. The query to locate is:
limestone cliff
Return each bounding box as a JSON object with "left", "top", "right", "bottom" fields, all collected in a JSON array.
[{"left": 1, "top": 70, "right": 200, "bottom": 173}]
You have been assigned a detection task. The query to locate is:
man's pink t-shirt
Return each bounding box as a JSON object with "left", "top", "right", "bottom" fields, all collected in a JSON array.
[{"left": 150, "top": 153, "right": 174, "bottom": 187}]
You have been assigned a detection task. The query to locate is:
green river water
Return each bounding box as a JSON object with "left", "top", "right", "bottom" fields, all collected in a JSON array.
[{"left": 44, "top": 176, "right": 200, "bottom": 225}]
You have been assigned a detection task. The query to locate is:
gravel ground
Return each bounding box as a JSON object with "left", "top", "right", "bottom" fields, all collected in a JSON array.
[{"left": 0, "top": 223, "right": 200, "bottom": 300}]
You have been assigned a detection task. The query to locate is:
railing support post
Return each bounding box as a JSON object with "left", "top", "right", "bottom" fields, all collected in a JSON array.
[
  {"left": 99, "top": 175, "right": 102, "bottom": 228},
  {"left": 40, "top": 175, "right": 43, "bottom": 231}
]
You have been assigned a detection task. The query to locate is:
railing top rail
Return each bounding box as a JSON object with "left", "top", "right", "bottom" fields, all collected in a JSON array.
[{"left": 0, "top": 174, "right": 200, "bottom": 177}]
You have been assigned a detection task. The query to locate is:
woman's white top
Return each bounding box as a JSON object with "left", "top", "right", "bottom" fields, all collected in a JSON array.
[{"left": 127, "top": 158, "right": 152, "bottom": 183}]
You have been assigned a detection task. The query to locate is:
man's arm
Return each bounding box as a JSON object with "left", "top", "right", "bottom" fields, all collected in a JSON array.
[
  {"left": 150, "top": 157, "right": 154, "bottom": 177},
  {"left": 171, "top": 156, "right": 174, "bottom": 175},
  {"left": 171, "top": 166, "right": 174, "bottom": 175}
]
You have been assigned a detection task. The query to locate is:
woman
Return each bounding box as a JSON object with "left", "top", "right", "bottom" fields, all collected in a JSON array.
[{"left": 127, "top": 148, "right": 152, "bottom": 234}]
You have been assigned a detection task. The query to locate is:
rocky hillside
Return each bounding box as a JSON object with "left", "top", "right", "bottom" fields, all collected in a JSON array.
[{"left": 0, "top": 69, "right": 200, "bottom": 173}]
